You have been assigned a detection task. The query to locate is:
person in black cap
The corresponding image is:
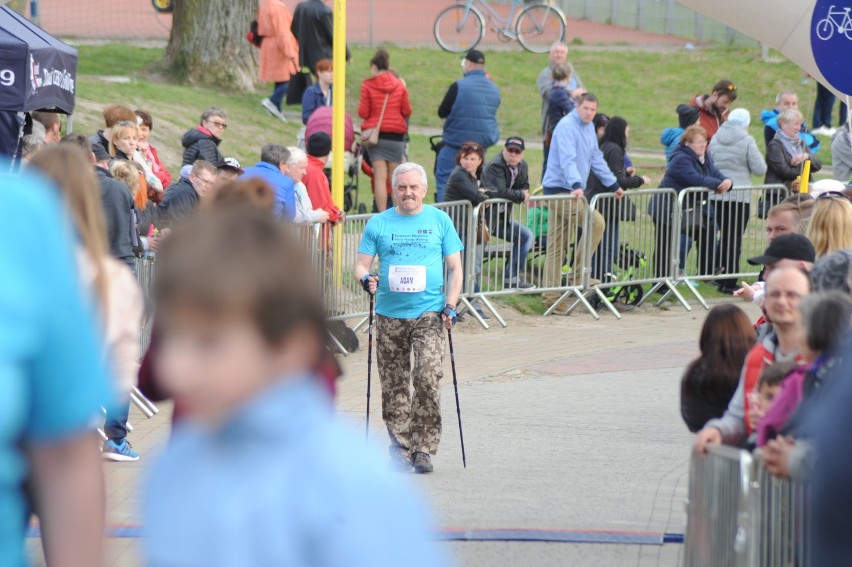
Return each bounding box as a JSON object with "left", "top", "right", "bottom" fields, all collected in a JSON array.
[
  {"left": 216, "top": 157, "right": 244, "bottom": 187},
  {"left": 482, "top": 136, "right": 536, "bottom": 289},
  {"left": 435, "top": 48, "right": 500, "bottom": 202},
  {"left": 734, "top": 233, "right": 816, "bottom": 309}
]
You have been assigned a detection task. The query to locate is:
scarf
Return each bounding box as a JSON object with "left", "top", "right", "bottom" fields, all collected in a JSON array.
[{"left": 774, "top": 128, "right": 804, "bottom": 160}]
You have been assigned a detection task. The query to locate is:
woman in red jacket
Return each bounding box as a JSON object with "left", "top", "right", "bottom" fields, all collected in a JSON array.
[{"left": 358, "top": 48, "right": 411, "bottom": 212}]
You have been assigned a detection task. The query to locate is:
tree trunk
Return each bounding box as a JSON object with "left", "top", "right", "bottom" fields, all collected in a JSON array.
[{"left": 165, "top": 0, "right": 260, "bottom": 92}]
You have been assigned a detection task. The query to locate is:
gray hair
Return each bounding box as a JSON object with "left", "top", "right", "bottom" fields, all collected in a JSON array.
[
  {"left": 201, "top": 106, "right": 227, "bottom": 122},
  {"left": 811, "top": 249, "right": 852, "bottom": 293},
  {"left": 777, "top": 108, "right": 804, "bottom": 125},
  {"left": 799, "top": 291, "right": 852, "bottom": 353},
  {"left": 775, "top": 90, "right": 798, "bottom": 105},
  {"left": 392, "top": 162, "right": 428, "bottom": 189},
  {"left": 285, "top": 146, "right": 307, "bottom": 166},
  {"left": 260, "top": 143, "right": 289, "bottom": 166},
  {"left": 22, "top": 134, "right": 43, "bottom": 155}
]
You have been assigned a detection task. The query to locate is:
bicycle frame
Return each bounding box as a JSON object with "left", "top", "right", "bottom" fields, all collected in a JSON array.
[{"left": 464, "top": 0, "right": 526, "bottom": 36}]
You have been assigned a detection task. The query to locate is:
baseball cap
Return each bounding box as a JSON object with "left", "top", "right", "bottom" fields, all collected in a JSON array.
[
  {"left": 218, "top": 157, "right": 243, "bottom": 174},
  {"left": 504, "top": 137, "right": 525, "bottom": 151},
  {"left": 464, "top": 49, "right": 485, "bottom": 64},
  {"left": 747, "top": 234, "right": 816, "bottom": 265}
]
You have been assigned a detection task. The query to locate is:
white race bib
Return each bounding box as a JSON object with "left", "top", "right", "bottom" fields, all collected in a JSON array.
[{"left": 388, "top": 265, "right": 427, "bottom": 293}]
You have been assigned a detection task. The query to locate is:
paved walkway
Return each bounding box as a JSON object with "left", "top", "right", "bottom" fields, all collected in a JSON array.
[{"left": 27, "top": 299, "right": 762, "bottom": 566}]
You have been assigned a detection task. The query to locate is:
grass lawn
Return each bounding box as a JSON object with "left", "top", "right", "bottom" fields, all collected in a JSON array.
[{"left": 70, "top": 42, "right": 816, "bottom": 311}]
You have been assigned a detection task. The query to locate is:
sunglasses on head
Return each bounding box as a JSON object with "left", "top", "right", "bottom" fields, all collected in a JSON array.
[
  {"left": 461, "top": 143, "right": 481, "bottom": 152},
  {"left": 817, "top": 191, "right": 850, "bottom": 201}
]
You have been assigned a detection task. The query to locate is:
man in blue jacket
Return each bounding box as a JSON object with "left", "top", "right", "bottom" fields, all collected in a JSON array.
[
  {"left": 241, "top": 144, "right": 297, "bottom": 221},
  {"left": 541, "top": 93, "right": 620, "bottom": 313},
  {"left": 435, "top": 49, "right": 500, "bottom": 202}
]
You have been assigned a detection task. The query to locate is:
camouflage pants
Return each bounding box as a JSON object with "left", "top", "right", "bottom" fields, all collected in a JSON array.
[{"left": 376, "top": 312, "right": 445, "bottom": 455}]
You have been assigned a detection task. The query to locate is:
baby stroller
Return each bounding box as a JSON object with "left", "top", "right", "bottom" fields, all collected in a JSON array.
[{"left": 590, "top": 243, "right": 648, "bottom": 309}]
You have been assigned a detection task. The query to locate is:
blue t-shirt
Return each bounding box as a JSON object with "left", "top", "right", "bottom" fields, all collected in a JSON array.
[
  {"left": 358, "top": 206, "right": 463, "bottom": 319},
  {"left": 0, "top": 172, "right": 111, "bottom": 567},
  {"left": 144, "top": 377, "right": 448, "bottom": 566}
]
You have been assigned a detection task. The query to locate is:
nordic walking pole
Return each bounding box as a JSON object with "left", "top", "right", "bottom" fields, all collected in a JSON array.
[
  {"left": 446, "top": 327, "right": 467, "bottom": 468},
  {"left": 365, "top": 292, "right": 374, "bottom": 442}
]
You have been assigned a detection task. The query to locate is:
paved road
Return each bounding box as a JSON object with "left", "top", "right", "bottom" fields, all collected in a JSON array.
[{"left": 28, "top": 299, "right": 760, "bottom": 566}]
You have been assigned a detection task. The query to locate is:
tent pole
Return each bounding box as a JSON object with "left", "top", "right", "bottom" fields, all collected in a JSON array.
[{"left": 66, "top": 113, "right": 73, "bottom": 134}]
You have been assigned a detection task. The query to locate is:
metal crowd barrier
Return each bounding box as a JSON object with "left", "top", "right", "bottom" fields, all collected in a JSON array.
[
  {"left": 586, "top": 188, "right": 693, "bottom": 318},
  {"left": 132, "top": 256, "right": 159, "bottom": 417},
  {"left": 467, "top": 194, "right": 600, "bottom": 321},
  {"left": 674, "top": 185, "right": 788, "bottom": 310},
  {"left": 683, "top": 446, "right": 812, "bottom": 567}
]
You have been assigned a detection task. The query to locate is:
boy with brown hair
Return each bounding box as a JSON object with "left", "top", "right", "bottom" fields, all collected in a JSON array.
[{"left": 142, "top": 206, "right": 444, "bottom": 566}]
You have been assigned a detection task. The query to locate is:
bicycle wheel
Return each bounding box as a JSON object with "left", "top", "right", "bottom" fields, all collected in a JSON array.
[
  {"left": 434, "top": 4, "right": 485, "bottom": 53},
  {"left": 816, "top": 18, "right": 834, "bottom": 41},
  {"left": 151, "top": 0, "right": 174, "bottom": 13},
  {"left": 516, "top": 4, "right": 565, "bottom": 53}
]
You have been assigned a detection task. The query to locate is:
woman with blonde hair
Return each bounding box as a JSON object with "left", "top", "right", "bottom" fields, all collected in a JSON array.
[
  {"left": 805, "top": 194, "right": 852, "bottom": 258},
  {"left": 109, "top": 120, "right": 164, "bottom": 195},
  {"left": 29, "top": 144, "right": 144, "bottom": 462}
]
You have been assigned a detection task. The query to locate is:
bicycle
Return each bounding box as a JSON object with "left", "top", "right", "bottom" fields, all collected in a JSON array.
[
  {"left": 434, "top": 0, "right": 566, "bottom": 53},
  {"left": 815, "top": 5, "right": 852, "bottom": 41}
]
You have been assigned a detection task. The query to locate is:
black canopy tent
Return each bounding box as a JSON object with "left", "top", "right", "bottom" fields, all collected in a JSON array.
[{"left": 0, "top": 5, "right": 77, "bottom": 164}]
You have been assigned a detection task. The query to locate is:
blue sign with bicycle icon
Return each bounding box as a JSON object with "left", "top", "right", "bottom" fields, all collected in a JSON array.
[{"left": 812, "top": 1, "right": 852, "bottom": 94}]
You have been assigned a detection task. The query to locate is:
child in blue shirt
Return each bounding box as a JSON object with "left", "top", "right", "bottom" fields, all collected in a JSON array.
[
  {"left": 142, "top": 205, "right": 447, "bottom": 566},
  {"left": 660, "top": 104, "right": 700, "bottom": 162}
]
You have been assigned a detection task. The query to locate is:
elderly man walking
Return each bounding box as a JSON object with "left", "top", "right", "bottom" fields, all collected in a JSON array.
[{"left": 355, "top": 163, "right": 464, "bottom": 474}]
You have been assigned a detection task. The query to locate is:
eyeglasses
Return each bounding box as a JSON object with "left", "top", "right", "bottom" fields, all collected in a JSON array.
[
  {"left": 207, "top": 120, "right": 228, "bottom": 129},
  {"left": 505, "top": 148, "right": 522, "bottom": 155},
  {"left": 461, "top": 143, "right": 481, "bottom": 152}
]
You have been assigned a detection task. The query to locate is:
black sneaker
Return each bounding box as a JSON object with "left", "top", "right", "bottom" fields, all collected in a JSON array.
[{"left": 412, "top": 452, "right": 434, "bottom": 474}]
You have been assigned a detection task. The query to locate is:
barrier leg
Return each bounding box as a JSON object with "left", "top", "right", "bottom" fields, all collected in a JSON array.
[
  {"left": 563, "top": 288, "right": 601, "bottom": 320},
  {"left": 131, "top": 386, "right": 159, "bottom": 416},
  {"left": 327, "top": 330, "right": 350, "bottom": 356},
  {"left": 352, "top": 315, "right": 370, "bottom": 333},
  {"left": 477, "top": 295, "right": 507, "bottom": 328},
  {"left": 592, "top": 286, "right": 623, "bottom": 320},
  {"left": 459, "top": 296, "right": 490, "bottom": 330},
  {"left": 130, "top": 391, "right": 155, "bottom": 419},
  {"left": 542, "top": 289, "right": 574, "bottom": 317},
  {"left": 676, "top": 279, "right": 709, "bottom": 310}
]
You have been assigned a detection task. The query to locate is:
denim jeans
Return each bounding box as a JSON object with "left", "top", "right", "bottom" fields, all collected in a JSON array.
[
  {"left": 105, "top": 399, "right": 130, "bottom": 440},
  {"left": 435, "top": 144, "right": 459, "bottom": 203},
  {"left": 492, "top": 218, "right": 534, "bottom": 280},
  {"left": 269, "top": 81, "right": 289, "bottom": 110},
  {"left": 591, "top": 220, "right": 619, "bottom": 279}
]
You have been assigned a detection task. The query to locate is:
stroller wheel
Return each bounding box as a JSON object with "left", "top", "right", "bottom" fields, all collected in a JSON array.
[{"left": 616, "top": 284, "right": 644, "bottom": 306}]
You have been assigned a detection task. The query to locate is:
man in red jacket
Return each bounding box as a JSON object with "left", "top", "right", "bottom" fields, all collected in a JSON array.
[
  {"left": 688, "top": 79, "right": 737, "bottom": 140},
  {"left": 303, "top": 132, "right": 345, "bottom": 228}
]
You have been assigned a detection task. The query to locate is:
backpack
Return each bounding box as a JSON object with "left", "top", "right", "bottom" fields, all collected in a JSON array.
[{"left": 247, "top": 20, "right": 263, "bottom": 48}]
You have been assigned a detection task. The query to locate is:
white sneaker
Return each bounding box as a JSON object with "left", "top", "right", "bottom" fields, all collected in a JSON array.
[
  {"left": 261, "top": 98, "right": 287, "bottom": 122},
  {"left": 811, "top": 126, "right": 831, "bottom": 136}
]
